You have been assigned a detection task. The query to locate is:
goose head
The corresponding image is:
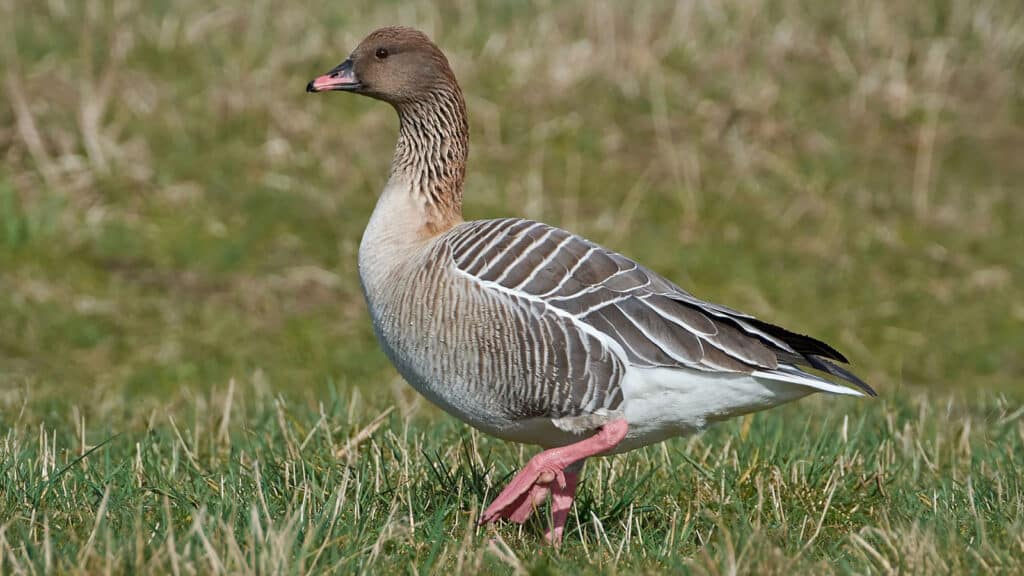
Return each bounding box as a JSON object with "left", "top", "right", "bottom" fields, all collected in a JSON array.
[{"left": 306, "top": 26, "right": 458, "bottom": 105}]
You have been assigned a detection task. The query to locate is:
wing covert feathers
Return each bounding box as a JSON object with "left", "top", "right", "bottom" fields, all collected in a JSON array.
[{"left": 447, "top": 218, "right": 874, "bottom": 398}]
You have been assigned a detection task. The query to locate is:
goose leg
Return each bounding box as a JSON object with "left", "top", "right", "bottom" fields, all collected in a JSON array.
[
  {"left": 479, "top": 419, "right": 628, "bottom": 544},
  {"left": 544, "top": 461, "right": 581, "bottom": 544}
]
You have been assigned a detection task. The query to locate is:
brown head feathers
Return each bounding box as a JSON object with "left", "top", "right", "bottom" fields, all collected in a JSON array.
[{"left": 344, "top": 27, "right": 460, "bottom": 105}]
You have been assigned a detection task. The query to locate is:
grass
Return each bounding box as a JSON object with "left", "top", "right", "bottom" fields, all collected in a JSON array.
[
  {"left": 1, "top": 0, "right": 1023, "bottom": 572},
  {"left": 1, "top": 384, "right": 1023, "bottom": 573}
]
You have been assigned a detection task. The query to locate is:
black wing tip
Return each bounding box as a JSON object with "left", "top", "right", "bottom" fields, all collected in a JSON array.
[
  {"left": 744, "top": 317, "right": 850, "bottom": 364},
  {"left": 740, "top": 318, "right": 878, "bottom": 396},
  {"left": 807, "top": 355, "right": 877, "bottom": 397}
]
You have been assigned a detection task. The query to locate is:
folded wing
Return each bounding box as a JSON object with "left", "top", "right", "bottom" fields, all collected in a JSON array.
[{"left": 448, "top": 218, "right": 875, "bottom": 398}]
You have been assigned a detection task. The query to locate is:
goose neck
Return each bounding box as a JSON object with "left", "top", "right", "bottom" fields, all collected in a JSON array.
[{"left": 390, "top": 87, "right": 468, "bottom": 234}]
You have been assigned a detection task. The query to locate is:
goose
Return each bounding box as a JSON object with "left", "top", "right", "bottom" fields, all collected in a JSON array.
[{"left": 307, "top": 26, "right": 875, "bottom": 545}]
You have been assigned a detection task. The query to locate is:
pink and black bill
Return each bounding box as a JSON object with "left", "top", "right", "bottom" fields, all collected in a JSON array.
[{"left": 306, "top": 59, "right": 360, "bottom": 93}]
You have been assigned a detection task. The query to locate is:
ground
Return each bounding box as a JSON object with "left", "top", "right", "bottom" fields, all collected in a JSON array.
[{"left": 1, "top": 0, "right": 1022, "bottom": 573}]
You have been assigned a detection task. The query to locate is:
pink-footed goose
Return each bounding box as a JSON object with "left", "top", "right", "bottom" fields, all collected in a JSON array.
[{"left": 307, "top": 26, "right": 875, "bottom": 545}]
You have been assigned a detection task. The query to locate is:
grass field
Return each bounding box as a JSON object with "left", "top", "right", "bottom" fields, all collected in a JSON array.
[{"left": 2, "top": 0, "right": 1023, "bottom": 573}]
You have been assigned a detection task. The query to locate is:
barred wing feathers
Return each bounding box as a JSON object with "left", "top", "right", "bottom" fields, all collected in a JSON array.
[{"left": 447, "top": 218, "right": 874, "bottom": 399}]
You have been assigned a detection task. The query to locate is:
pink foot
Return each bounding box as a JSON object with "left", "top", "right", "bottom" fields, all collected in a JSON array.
[{"left": 479, "top": 420, "right": 629, "bottom": 545}]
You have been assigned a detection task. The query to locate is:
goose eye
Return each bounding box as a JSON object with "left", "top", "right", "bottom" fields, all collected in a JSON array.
[{"left": 375, "top": 47, "right": 389, "bottom": 59}]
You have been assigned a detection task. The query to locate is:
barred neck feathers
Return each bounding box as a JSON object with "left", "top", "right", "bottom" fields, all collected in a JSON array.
[{"left": 392, "top": 84, "right": 469, "bottom": 235}]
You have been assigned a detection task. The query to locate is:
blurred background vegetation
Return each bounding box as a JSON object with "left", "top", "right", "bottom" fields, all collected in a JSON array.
[
  {"left": 2, "top": 0, "right": 1021, "bottom": 408},
  {"left": 2, "top": 1, "right": 1023, "bottom": 572}
]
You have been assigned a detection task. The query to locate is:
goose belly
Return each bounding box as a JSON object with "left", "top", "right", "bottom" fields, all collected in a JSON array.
[
  {"left": 360, "top": 268, "right": 545, "bottom": 440},
  {"left": 358, "top": 262, "right": 629, "bottom": 446},
  {"left": 365, "top": 294, "right": 500, "bottom": 423}
]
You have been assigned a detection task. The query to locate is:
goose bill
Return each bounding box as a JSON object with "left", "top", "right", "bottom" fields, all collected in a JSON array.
[{"left": 306, "top": 59, "right": 361, "bottom": 92}]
